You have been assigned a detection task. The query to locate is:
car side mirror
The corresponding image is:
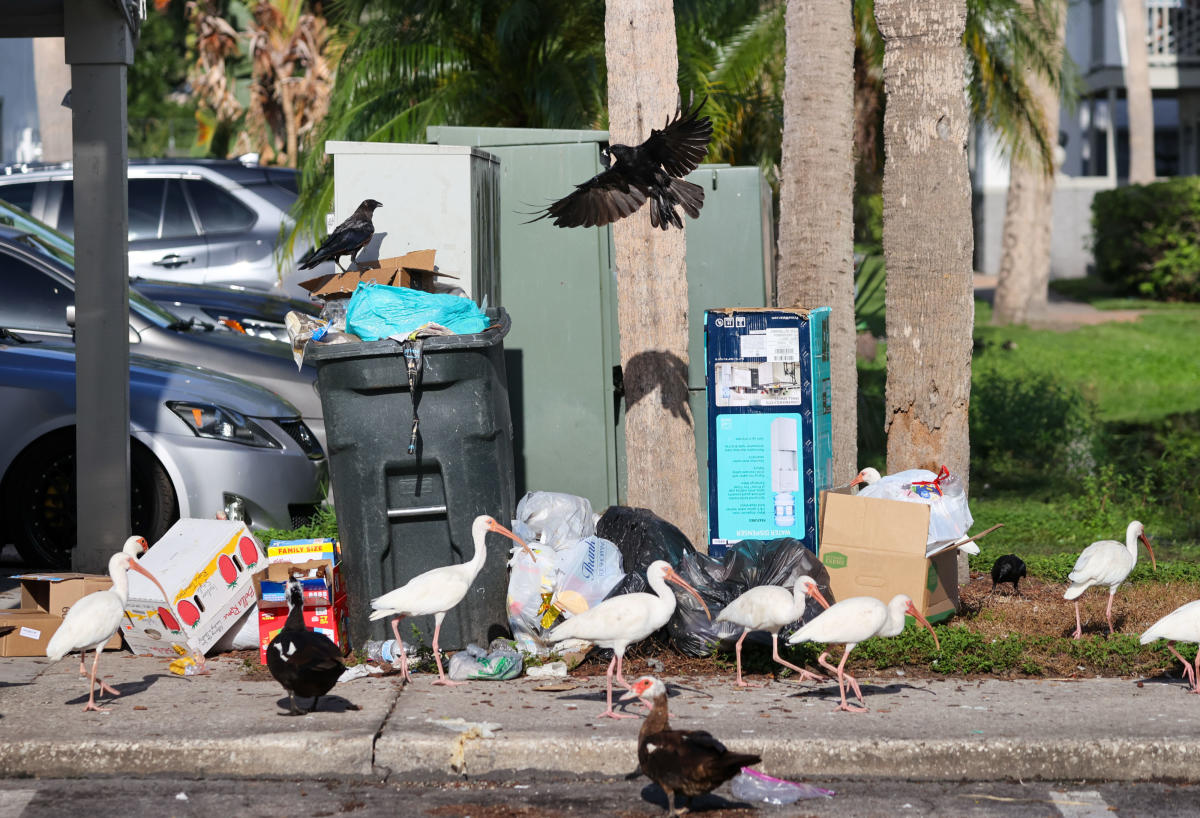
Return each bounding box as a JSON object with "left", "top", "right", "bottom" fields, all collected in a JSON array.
[{"left": 65, "top": 305, "right": 75, "bottom": 328}]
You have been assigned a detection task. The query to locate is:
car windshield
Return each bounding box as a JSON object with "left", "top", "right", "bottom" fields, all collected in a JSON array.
[{"left": 0, "top": 200, "right": 75, "bottom": 266}]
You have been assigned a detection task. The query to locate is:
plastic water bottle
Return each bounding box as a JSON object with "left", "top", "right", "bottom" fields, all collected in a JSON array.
[
  {"left": 363, "top": 639, "right": 403, "bottom": 665},
  {"left": 729, "top": 768, "right": 835, "bottom": 804}
]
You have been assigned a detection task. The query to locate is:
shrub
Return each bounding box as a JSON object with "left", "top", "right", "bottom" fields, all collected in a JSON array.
[{"left": 1091, "top": 178, "right": 1200, "bottom": 301}]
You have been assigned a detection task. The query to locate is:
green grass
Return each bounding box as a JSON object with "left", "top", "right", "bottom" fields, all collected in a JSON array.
[{"left": 1049, "top": 277, "right": 1200, "bottom": 311}]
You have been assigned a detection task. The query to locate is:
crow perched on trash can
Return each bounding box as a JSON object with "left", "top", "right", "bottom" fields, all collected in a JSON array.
[
  {"left": 990, "top": 554, "right": 1027, "bottom": 594},
  {"left": 298, "top": 198, "right": 382, "bottom": 272},
  {"left": 528, "top": 99, "right": 712, "bottom": 230}
]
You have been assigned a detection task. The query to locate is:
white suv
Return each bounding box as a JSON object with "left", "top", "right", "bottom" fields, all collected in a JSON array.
[{"left": 0, "top": 158, "right": 325, "bottom": 298}]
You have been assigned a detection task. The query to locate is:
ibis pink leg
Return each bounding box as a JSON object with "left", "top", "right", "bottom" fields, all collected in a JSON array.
[
  {"left": 429, "top": 614, "right": 464, "bottom": 687},
  {"left": 597, "top": 655, "right": 637, "bottom": 720},
  {"left": 733, "top": 631, "right": 760, "bottom": 688},
  {"left": 817, "top": 649, "right": 866, "bottom": 713},
  {"left": 1105, "top": 590, "right": 1117, "bottom": 635},
  {"left": 389, "top": 616, "right": 413, "bottom": 683},
  {"left": 1165, "top": 641, "right": 1200, "bottom": 693},
  {"left": 83, "top": 649, "right": 110, "bottom": 712},
  {"left": 1073, "top": 601, "right": 1084, "bottom": 640},
  {"left": 771, "top": 633, "right": 823, "bottom": 683}
]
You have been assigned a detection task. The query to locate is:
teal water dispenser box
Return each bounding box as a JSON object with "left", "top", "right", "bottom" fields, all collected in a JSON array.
[{"left": 704, "top": 307, "right": 833, "bottom": 555}]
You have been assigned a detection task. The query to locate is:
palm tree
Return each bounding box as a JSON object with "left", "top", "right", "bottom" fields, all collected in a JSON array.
[
  {"left": 282, "top": 0, "right": 606, "bottom": 259},
  {"left": 604, "top": 0, "right": 707, "bottom": 548},
  {"left": 876, "top": 0, "right": 975, "bottom": 485},
  {"left": 776, "top": 0, "right": 857, "bottom": 485},
  {"left": 1121, "top": 0, "right": 1155, "bottom": 183}
]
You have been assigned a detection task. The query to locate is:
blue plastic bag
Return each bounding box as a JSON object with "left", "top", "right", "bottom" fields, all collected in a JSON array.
[{"left": 345, "top": 281, "right": 490, "bottom": 341}]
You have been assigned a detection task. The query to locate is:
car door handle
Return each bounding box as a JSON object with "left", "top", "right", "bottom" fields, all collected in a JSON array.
[{"left": 152, "top": 254, "right": 196, "bottom": 269}]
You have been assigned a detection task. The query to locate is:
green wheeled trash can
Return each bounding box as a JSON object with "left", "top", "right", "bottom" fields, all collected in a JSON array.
[{"left": 306, "top": 307, "right": 517, "bottom": 651}]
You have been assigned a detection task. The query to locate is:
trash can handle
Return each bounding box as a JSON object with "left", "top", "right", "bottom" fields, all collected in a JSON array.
[{"left": 387, "top": 505, "right": 449, "bottom": 519}]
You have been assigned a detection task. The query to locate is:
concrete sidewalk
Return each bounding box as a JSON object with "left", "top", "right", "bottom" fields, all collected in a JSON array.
[{"left": 2, "top": 653, "right": 1197, "bottom": 782}]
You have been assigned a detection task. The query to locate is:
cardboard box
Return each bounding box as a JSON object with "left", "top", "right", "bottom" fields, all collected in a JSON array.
[
  {"left": 0, "top": 610, "right": 68, "bottom": 657},
  {"left": 818, "top": 489, "right": 961, "bottom": 623},
  {"left": 1, "top": 573, "right": 122, "bottom": 654},
  {"left": 121, "top": 519, "right": 266, "bottom": 658},
  {"left": 298, "top": 250, "right": 456, "bottom": 298},
  {"left": 255, "top": 537, "right": 349, "bottom": 664},
  {"left": 704, "top": 307, "right": 834, "bottom": 554}
]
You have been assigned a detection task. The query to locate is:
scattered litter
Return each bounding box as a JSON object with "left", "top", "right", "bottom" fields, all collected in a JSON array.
[
  {"left": 175, "top": 793, "right": 189, "bottom": 801},
  {"left": 730, "top": 768, "right": 834, "bottom": 804},
  {"left": 427, "top": 717, "right": 502, "bottom": 739},
  {"left": 448, "top": 643, "right": 523, "bottom": 681},
  {"left": 646, "top": 657, "right": 665, "bottom": 673},
  {"left": 532, "top": 682, "right": 578, "bottom": 692},
  {"left": 133, "top": 706, "right": 148, "bottom": 711},
  {"left": 525, "top": 661, "right": 568, "bottom": 679},
  {"left": 339, "top": 664, "right": 384, "bottom": 683}
]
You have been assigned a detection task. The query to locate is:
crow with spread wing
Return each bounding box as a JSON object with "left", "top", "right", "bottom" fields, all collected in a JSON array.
[
  {"left": 529, "top": 99, "right": 712, "bottom": 230},
  {"left": 299, "top": 198, "right": 382, "bottom": 272}
]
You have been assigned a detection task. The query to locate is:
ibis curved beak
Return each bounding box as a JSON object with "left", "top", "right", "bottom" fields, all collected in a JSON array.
[
  {"left": 128, "top": 559, "right": 171, "bottom": 611},
  {"left": 1139, "top": 533, "right": 1157, "bottom": 571},
  {"left": 848, "top": 471, "right": 866, "bottom": 487},
  {"left": 804, "top": 582, "right": 831, "bottom": 610},
  {"left": 664, "top": 567, "right": 711, "bottom": 620},
  {"left": 490, "top": 518, "right": 536, "bottom": 562},
  {"left": 905, "top": 601, "right": 941, "bottom": 652}
]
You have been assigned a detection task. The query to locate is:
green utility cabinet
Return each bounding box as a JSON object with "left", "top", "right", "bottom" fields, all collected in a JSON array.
[{"left": 426, "top": 126, "right": 775, "bottom": 521}]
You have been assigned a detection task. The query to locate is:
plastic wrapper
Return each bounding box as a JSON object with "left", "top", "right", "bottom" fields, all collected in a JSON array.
[
  {"left": 345, "top": 281, "right": 489, "bottom": 341},
  {"left": 506, "top": 540, "right": 558, "bottom": 655},
  {"left": 447, "top": 643, "right": 523, "bottom": 681},
  {"left": 730, "top": 768, "right": 834, "bottom": 804},
  {"left": 594, "top": 506, "right": 831, "bottom": 657},
  {"left": 515, "top": 491, "right": 596, "bottom": 547}
]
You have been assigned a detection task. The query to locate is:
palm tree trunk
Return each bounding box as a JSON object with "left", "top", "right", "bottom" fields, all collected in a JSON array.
[
  {"left": 776, "top": 0, "right": 857, "bottom": 484},
  {"left": 605, "top": 0, "right": 707, "bottom": 549},
  {"left": 875, "top": 0, "right": 974, "bottom": 486},
  {"left": 994, "top": 0, "right": 1065, "bottom": 325},
  {"left": 1121, "top": 0, "right": 1155, "bottom": 184}
]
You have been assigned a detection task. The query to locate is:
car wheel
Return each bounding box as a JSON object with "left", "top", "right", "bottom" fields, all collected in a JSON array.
[{"left": 4, "top": 432, "right": 179, "bottom": 569}]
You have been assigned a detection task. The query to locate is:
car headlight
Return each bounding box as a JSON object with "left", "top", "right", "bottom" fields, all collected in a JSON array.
[{"left": 167, "top": 401, "right": 282, "bottom": 449}]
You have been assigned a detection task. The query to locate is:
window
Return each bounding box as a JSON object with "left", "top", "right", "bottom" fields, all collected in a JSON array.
[
  {"left": 128, "top": 179, "right": 166, "bottom": 240},
  {"left": 161, "top": 180, "right": 198, "bottom": 239},
  {"left": 0, "top": 251, "right": 72, "bottom": 334},
  {"left": 185, "top": 179, "right": 256, "bottom": 234},
  {"left": 0, "top": 182, "right": 37, "bottom": 215}
]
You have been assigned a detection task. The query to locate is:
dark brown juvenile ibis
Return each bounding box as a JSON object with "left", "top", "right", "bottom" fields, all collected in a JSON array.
[{"left": 621, "top": 676, "right": 761, "bottom": 816}]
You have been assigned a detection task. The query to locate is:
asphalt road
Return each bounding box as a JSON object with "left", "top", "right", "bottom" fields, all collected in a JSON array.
[{"left": 2, "top": 776, "right": 1198, "bottom": 817}]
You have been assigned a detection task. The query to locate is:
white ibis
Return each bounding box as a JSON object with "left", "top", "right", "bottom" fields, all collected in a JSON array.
[
  {"left": 620, "top": 676, "right": 760, "bottom": 817},
  {"left": 68, "top": 535, "right": 147, "bottom": 680},
  {"left": 45, "top": 541, "right": 169, "bottom": 712},
  {"left": 849, "top": 466, "right": 941, "bottom": 492},
  {"left": 1064, "top": 520, "right": 1156, "bottom": 639},
  {"left": 546, "top": 560, "right": 711, "bottom": 719},
  {"left": 369, "top": 515, "right": 532, "bottom": 685},
  {"left": 1140, "top": 599, "right": 1200, "bottom": 694},
  {"left": 714, "top": 575, "right": 830, "bottom": 687},
  {"left": 786, "top": 593, "right": 940, "bottom": 713},
  {"left": 267, "top": 576, "right": 346, "bottom": 714}
]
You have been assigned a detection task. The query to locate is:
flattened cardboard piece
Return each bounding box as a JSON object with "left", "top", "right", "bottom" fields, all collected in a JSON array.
[
  {"left": 298, "top": 249, "right": 455, "bottom": 298},
  {"left": 12, "top": 573, "right": 113, "bottom": 616},
  {"left": 818, "top": 489, "right": 960, "bottom": 622}
]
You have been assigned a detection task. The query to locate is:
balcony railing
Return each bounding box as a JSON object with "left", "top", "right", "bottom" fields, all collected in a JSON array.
[{"left": 1147, "top": 0, "right": 1200, "bottom": 66}]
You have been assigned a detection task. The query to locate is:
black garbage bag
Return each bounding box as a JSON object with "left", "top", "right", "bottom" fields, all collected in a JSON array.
[{"left": 595, "top": 506, "right": 832, "bottom": 657}]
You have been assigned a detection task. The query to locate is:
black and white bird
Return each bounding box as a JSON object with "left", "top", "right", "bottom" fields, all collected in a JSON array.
[
  {"left": 990, "top": 554, "right": 1027, "bottom": 594},
  {"left": 298, "top": 198, "right": 382, "bottom": 272},
  {"left": 529, "top": 99, "right": 712, "bottom": 231},
  {"left": 266, "top": 575, "right": 346, "bottom": 715}
]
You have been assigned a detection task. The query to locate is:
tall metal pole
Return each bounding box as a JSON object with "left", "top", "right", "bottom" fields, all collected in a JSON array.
[{"left": 64, "top": 0, "right": 134, "bottom": 572}]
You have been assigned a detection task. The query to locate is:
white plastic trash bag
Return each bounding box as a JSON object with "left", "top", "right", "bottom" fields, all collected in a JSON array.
[
  {"left": 506, "top": 539, "right": 556, "bottom": 656},
  {"left": 554, "top": 535, "right": 625, "bottom": 613},
  {"left": 857, "top": 466, "right": 973, "bottom": 550}
]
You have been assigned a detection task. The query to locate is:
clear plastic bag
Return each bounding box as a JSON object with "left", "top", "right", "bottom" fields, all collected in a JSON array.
[
  {"left": 506, "top": 540, "right": 558, "bottom": 655},
  {"left": 516, "top": 491, "right": 596, "bottom": 547},
  {"left": 447, "top": 643, "right": 523, "bottom": 681},
  {"left": 554, "top": 535, "right": 625, "bottom": 612},
  {"left": 729, "top": 768, "right": 834, "bottom": 804},
  {"left": 857, "top": 466, "right": 973, "bottom": 551}
]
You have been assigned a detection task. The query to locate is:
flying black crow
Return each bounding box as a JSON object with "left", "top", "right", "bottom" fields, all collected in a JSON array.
[
  {"left": 299, "top": 198, "right": 382, "bottom": 272},
  {"left": 990, "top": 554, "right": 1027, "bottom": 594},
  {"left": 529, "top": 99, "right": 712, "bottom": 231}
]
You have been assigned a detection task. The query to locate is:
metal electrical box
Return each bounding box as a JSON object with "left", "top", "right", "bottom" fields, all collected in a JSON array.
[
  {"left": 326, "top": 141, "right": 501, "bottom": 306},
  {"left": 425, "top": 126, "right": 774, "bottom": 523}
]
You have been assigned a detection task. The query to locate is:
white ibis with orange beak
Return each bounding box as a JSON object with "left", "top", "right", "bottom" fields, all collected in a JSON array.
[
  {"left": 1064, "top": 520, "right": 1156, "bottom": 639},
  {"left": 1140, "top": 599, "right": 1200, "bottom": 694},
  {"left": 546, "top": 560, "right": 711, "bottom": 719},
  {"left": 786, "top": 593, "right": 940, "bottom": 713},
  {"left": 69, "top": 536, "right": 147, "bottom": 679},
  {"left": 369, "top": 515, "right": 533, "bottom": 685},
  {"left": 714, "top": 575, "right": 830, "bottom": 687},
  {"left": 45, "top": 540, "right": 170, "bottom": 712},
  {"left": 848, "top": 466, "right": 940, "bottom": 492}
]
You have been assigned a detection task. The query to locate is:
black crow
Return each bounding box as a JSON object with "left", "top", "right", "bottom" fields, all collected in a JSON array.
[
  {"left": 990, "top": 554, "right": 1027, "bottom": 594},
  {"left": 529, "top": 99, "right": 712, "bottom": 231},
  {"left": 298, "top": 198, "right": 382, "bottom": 272},
  {"left": 266, "top": 576, "right": 346, "bottom": 715}
]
